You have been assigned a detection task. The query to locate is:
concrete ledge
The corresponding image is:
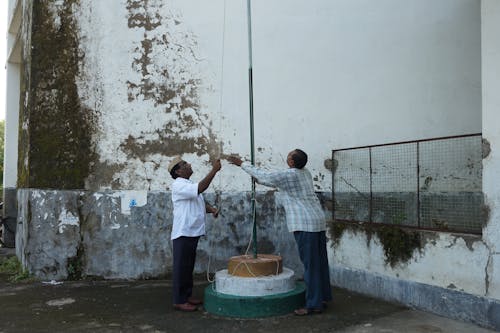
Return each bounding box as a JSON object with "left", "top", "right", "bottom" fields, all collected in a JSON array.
[
  {"left": 332, "top": 265, "right": 500, "bottom": 331},
  {"left": 204, "top": 281, "right": 306, "bottom": 318},
  {"left": 15, "top": 189, "right": 305, "bottom": 280}
]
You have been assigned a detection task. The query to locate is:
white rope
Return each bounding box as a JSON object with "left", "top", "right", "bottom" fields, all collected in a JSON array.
[
  {"left": 205, "top": 0, "right": 282, "bottom": 283},
  {"left": 206, "top": 0, "right": 227, "bottom": 284},
  {"left": 229, "top": 255, "right": 281, "bottom": 278}
]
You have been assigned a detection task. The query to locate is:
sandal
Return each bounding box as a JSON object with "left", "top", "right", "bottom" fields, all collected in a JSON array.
[
  {"left": 294, "top": 308, "right": 322, "bottom": 316},
  {"left": 173, "top": 302, "right": 197, "bottom": 312}
]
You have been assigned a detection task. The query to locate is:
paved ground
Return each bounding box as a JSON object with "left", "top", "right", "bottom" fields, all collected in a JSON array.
[{"left": 0, "top": 247, "right": 497, "bottom": 333}]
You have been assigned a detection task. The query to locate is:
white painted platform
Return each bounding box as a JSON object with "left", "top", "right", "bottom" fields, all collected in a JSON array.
[{"left": 215, "top": 267, "right": 296, "bottom": 296}]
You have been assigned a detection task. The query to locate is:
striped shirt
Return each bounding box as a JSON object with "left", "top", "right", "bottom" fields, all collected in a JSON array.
[{"left": 241, "top": 162, "right": 326, "bottom": 233}]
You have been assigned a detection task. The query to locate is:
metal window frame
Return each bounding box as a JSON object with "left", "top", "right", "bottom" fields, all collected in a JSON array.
[{"left": 332, "top": 133, "right": 483, "bottom": 235}]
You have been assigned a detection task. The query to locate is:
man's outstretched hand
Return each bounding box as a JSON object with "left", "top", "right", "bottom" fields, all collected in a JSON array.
[
  {"left": 227, "top": 156, "right": 243, "bottom": 166},
  {"left": 212, "top": 159, "right": 222, "bottom": 172}
]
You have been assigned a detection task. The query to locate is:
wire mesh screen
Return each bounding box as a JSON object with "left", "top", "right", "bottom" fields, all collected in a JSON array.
[
  {"left": 371, "top": 143, "right": 418, "bottom": 226},
  {"left": 333, "top": 148, "right": 370, "bottom": 222},
  {"left": 332, "top": 134, "right": 484, "bottom": 234},
  {"left": 419, "top": 136, "right": 483, "bottom": 233}
]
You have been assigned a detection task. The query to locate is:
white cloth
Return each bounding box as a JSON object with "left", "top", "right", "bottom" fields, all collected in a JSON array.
[{"left": 171, "top": 178, "right": 206, "bottom": 240}]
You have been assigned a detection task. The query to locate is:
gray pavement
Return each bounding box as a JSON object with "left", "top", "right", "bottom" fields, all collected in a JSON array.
[{"left": 0, "top": 247, "right": 496, "bottom": 333}]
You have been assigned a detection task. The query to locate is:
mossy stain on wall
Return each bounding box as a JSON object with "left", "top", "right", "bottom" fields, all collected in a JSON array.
[
  {"left": 328, "top": 220, "right": 422, "bottom": 267},
  {"left": 18, "top": 0, "right": 96, "bottom": 189}
]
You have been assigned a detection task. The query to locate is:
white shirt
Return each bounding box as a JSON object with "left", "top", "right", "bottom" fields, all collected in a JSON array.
[{"left": 171, "top": 178, "right": 206, "bottom": 240}]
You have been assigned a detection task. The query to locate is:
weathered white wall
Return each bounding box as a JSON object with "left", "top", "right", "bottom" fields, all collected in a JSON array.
[
  {"left": 481, "top": 0, "right": 500, "bottom": 300},
  {"left": 247, "top": 0, "right": 481, "bottom": 191},
  {"left": 10, "top": 0, "right": 493, "bottom": 312},
  {"left": 4, "top": 0, "right": 21, "bottom": 189},
  {"left": 77, "top": 0, "right": 227, "bottom": 191},
  {"left": 73, "top": 0, "right": 481, "bottom": 193},
  {"left": 3, "top": 65, "right": 20, "bottom": 189},
  {"left": 67, "top": 0, "right": 488, "bottom": 298}
]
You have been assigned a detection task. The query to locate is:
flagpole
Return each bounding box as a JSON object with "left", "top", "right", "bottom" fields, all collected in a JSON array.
[{"left": 246, "top": 0, "right": 257, "bottom": 259}]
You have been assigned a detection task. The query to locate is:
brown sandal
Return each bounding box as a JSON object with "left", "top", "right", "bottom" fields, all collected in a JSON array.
[
  {"left": 294, "top": 308, "right": 322, "bottom": 316},
  {"left": 173, "top": 302, "right": 197, "bottom": 312}
]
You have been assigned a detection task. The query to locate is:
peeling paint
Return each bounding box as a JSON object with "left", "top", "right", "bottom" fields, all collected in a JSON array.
[
  {"left": 75, "top": 0, "right": 223, "bottom": 190},
  {"left": 57, "top": 208, "right": 79, "bottom": 234},
  {"left": 118, "top": 190, "right": 148, "bottom": 215},
  {"left": 126, "top": 0, "right": 163, "bottom": 31}
]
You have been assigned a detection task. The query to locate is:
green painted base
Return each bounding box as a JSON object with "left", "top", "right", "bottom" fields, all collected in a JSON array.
[{"left": 204, "top": 282, "right": 306, "bottom": 318}]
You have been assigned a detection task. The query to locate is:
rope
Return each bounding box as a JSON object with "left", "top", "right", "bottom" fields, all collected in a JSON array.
[
  {"left": 206, "top": 0, "right": 227, "bottom": 283},
  {"left": 205, "top": 0, "right": 282, "bottom": 284},
  {"left": 229, "top": 255, "right": 281, "bottom": 278}
]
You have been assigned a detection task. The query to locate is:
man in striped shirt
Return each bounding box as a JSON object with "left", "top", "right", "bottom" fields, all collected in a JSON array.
[{"left": 228, "top": 149, "right": 332, "bottom": 315}]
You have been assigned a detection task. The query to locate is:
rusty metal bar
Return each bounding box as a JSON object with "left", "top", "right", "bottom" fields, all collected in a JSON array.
[{"left": 332, "top": 133, "right": 481, "bottom": 153}]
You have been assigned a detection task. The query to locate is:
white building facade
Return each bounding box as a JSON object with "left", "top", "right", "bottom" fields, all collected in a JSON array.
[{"left": 3, "top": 0, "right": 499, "bottom": 329}]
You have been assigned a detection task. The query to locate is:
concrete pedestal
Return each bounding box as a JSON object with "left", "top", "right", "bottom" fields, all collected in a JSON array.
[
  {"left": 215, "top": 268, "right": 295, "bottom": 296},
  {"left": 204, "top": 267, "right": 305, "bottom": 318}
]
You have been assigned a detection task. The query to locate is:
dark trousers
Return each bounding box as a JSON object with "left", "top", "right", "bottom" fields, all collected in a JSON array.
[
  {"left": 172, "top": 236, "right": 200, "bottom": 304},
  {"left": 294, "top": 231, "right": 332, "bottom": 310}
]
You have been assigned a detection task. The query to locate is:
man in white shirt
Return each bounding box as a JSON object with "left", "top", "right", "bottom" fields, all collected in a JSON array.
[{"left": 168, "top": 156, "right": 221, "bottom": 312}]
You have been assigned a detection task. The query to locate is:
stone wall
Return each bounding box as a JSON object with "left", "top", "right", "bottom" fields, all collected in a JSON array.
[{"left": 16, "top": 189, "right": 310, "bottom": 280}]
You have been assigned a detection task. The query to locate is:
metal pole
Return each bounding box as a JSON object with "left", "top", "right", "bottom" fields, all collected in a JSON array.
[
  {"left": 246, "top": 0, "right": 257, "bottom": 258},
  {"left": 417, "top": 142, "right": 420, "bottom": 228},
  {"left": 369, "top": 148, "right": 373, "bottom": 223}
]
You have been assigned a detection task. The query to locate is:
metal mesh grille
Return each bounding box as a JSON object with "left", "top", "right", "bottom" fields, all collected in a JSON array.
[
  {"left": 333, "top": 148, "right": 370, "bottom": 222},
  {"left": 371, "top": 143, "right": 418, "bottom": 226},
  {"left": 332, "top": 134, "right": 483, "bottom": 234},
  {"left": 419, "top": 136, "right": 483, "bottom": 233}
]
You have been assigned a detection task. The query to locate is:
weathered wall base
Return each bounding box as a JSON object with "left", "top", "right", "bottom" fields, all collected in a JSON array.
[
  {"left": 332, "top": 265, "right": 500, "bottom": 331},
  {"left": 18, "top": 188, "right": 498, "bottom": 330},
  {"left": 16, "top": 189, "right": 304, "bottom": 280}
]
